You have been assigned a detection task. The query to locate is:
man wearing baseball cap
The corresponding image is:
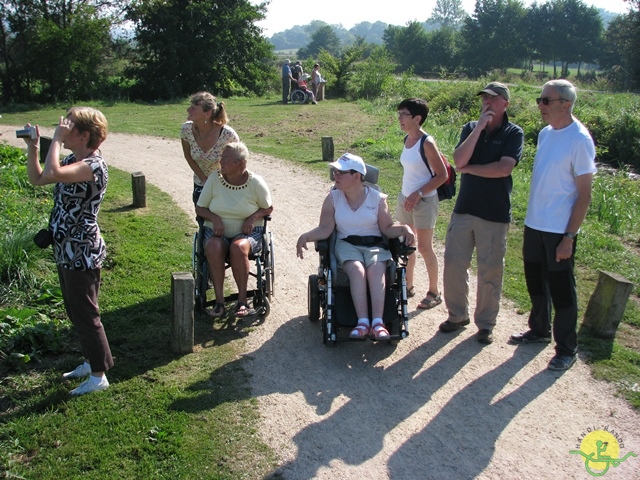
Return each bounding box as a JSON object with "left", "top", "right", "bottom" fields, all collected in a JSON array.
[{"left": 439, "top": 82, "right": 524, "bottom": 344}]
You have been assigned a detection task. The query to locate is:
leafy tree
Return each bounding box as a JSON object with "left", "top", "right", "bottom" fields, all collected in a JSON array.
[
  {"left": 601, "top": 9, "right": 640, "bottom": 89},
  {"left": 126, "top": 0, "right": 274, "bottom": 100},
  {"left": 428, "top": 0, "right": 468, "bottom": 28},
  {"left": 345, "top": 46, "right": 395, "bottom": 100},
  {"left": 349, "top": 21, "right": 389, "bottom": 44},
  {"left": 460, "top": 0, "right": 528, "bottom": 76},
  {"left": 383, "top": 21, "right": 430, "bottom": 74},
  {"left": 317, "top": 42, "right": 365, "bottom": 97},
  {"left": 297, "top": 25, "right": 341, "bottom": 58},
  {"left": 0, "top": 0, "right": 117, "bottom": 103}
]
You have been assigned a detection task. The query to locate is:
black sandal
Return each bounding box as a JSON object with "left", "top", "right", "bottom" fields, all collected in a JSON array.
[
  {"left": 206, "top": 303, "right": 226, "bottom": 319},
  {"left": 234, "top": 302, "right": 256, "bottom": 317}
]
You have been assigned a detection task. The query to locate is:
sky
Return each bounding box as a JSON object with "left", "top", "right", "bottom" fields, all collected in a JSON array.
[{"left": 251, "top": 0, "right": 632, "bottom": 37}]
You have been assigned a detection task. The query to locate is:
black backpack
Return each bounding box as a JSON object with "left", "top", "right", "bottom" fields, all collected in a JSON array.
[{"left": 404, "top": 134, "right": 456, "bottom": 201}]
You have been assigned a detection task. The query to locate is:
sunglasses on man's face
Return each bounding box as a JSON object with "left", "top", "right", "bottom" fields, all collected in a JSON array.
[{"left": 536, "top": 97, "right": 565, "bottom": 106}]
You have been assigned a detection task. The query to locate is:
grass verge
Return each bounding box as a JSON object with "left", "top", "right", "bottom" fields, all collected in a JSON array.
[{"left": 1, "top": 168, "right": 277, "bottom": 478}]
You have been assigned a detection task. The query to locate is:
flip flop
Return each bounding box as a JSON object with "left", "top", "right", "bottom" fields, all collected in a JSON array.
[
  {"left": 206, "top": 303, "right": 226, "bottom": 319},
  {"left": 234, "top": 302, "right": 256, "bottom": 317},
  {"left": 417, "top": 292, "right": 442, "bottom": 310},
  {"left": 407, "top": 286, "right": 416, "bottom": 298}
]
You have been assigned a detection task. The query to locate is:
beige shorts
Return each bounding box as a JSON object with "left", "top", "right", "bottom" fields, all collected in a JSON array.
[
  {"left": 395, "top": 192, "right": 439, "bottom": 230},
  {"left": 334, "top": 239, "right": 392, "bottom": 268}
]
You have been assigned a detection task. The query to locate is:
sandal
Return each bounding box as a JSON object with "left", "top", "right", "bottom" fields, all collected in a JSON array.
[
  {"left": 349, "top": 322, "right": 370, "bottom": 340},
  {"left": 206, "top": 303, "right": 226, "bottom": 319},
  {"left": 407, "top": 286, "right": 416, "bottom": 298},
  {"left": 417, "top": 292, "right": 443, "bottom": 310},
  {"left": 234, "top": 302, "right": 256, "bottom": 317},
  {"left": 370, "top": 321, "right": 390, "bottom": 341}
]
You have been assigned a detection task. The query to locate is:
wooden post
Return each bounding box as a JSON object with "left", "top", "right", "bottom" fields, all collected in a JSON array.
[
  {"left": 171, "top": 272, "right": 194, "bottom": 353},
  {"left": 321, "top": 136, "right": 334, "bottom": 162},
  {"left": 582, "top": 270, "right": 634, "bottom": 338},
  {"left": 39, "top": 136, "right": 52, "bottom": 163},
  {"left": 132, "top": 171, "right": 146, "bottom": 208}
]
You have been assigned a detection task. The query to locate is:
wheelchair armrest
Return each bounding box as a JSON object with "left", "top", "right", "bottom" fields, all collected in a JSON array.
[
  {"left": 314, "top": 238, "right": 329, "bottom": 253},
  {"left": 389, "top": 237, "right": 416, "bottom": 258}
]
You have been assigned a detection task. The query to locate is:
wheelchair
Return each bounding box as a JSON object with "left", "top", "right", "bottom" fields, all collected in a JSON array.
[
  {"left": 290, "top": 86, "right": 309, "bottom": 104},
  {"left": 306, "top": 165, "right": 415, "bottom": 345},
  {"left": 192, "top": 216, "right": 275, "bottom": 317}
]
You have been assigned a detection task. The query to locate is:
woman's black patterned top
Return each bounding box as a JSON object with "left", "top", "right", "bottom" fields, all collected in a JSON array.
[{"left": 51, "top": 153, "right": 108, "bottom": 270}]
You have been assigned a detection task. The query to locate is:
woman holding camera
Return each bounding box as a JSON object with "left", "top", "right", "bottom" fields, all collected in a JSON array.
[{"left": 24, "top": 107, "right": 114, "bottom": 396}]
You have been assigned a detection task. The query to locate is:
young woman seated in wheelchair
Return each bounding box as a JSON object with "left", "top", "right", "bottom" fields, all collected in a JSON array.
[
  {"left": 195, "top": 142, "right": 273, "bottom": 319},
  {"left": 296, "top": 153, "right": 415, "bottom": 340}
]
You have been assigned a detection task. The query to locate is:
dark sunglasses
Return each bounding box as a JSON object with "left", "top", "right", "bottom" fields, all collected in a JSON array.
[
  {"left": 332, "top": 169, "right": 356, "bottom": 176},
  {"left": 536, "top": 97, "right": 565, "bottom": 106}
]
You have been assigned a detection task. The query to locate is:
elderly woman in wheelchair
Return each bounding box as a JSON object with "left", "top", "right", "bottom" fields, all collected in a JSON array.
[
  {"left": 195, "top": 142, "right": 273, "bottom": 319},
  {"left": 296, "top": 153, "right": 414, "bottom": 341}
]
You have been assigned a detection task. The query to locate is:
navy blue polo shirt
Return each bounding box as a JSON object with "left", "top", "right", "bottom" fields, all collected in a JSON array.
[{"left": 453, "top": 113, "right": 524, "bottom": 223}]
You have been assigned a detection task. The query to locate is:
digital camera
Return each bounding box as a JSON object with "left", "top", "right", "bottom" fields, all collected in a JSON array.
[{"left": 16, "top": 126, "right": 37, "bottom": 139}]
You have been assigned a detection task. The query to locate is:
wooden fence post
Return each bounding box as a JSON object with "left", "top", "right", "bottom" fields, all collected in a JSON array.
[
  {"left": 582, "top": 270, "right": 634, "bottom": 338},
  {"left": 132, "top": 171, "right": 146, "bottom": 208},
  {"left": 171, "top": 272, "right": 194, "bottom": 353},
  {"left": 321, "top": 136, "right": 334, "bottom": 162}
]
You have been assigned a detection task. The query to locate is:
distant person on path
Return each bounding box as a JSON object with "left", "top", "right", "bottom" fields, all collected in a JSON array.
[
  {"left": 24, "top": 107, "right": 114, "bottom": 395},
  {"left": 297, "top": 74, "right": 318, "bottom": 104},
  {"left": 312, "top": 63, "right": 322, "bottom": 97},
  {"left": 510, "top": 80, "right": 596, "bottom": 371},
  {"left": 440, "top": 82, "right": 524, "bottom": 345},
  {"left": 291, "top": 61, "right": 303, "bottom": 96},
  {"left": 395, "top": 98, "right": 447, "bottom": 309},
  {"left": 181, "top": 91, "right": 239, "bottom": 205},
  {"left": 282, "top": 59, "right": 294, "bottom": 104}
]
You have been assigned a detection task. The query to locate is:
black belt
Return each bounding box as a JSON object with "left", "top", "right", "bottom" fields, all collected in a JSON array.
[{"left": 343, "top": 235, "right": 387, "bottom": 249}]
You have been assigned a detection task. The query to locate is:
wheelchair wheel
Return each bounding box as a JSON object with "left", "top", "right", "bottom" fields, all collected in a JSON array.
[
  {"left": 308, "top": 274, "right": 320, "bottom": 322},
  {"left": 291, "top": 89, "right": 307, "bottom": 104}
]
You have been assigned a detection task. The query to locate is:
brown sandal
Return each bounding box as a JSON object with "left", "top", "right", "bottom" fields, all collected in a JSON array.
[{"left": 417, "top": 292, "right": 442, "bottom": 309}]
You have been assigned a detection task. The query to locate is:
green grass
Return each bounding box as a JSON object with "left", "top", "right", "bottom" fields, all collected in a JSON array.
[
  {"left": 1, "top": 168, "right": 277, "bottom": 478},
  {"left": 1, "top": 84, "right": 640, "bottom": 476}
]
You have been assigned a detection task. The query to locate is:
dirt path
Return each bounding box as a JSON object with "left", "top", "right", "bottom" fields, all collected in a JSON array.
[{"left": 3, "top": 126, "right": 639, "bottom": 479}]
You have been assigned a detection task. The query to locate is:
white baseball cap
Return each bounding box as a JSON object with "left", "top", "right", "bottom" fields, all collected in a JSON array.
[{"left": 329, "top": 152, "right": 366, "bottom": 176}]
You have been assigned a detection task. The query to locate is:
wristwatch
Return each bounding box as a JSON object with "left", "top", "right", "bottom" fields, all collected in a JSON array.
[
  {"left": 564, "top": 232, "right": 577, "bottom": 240},
  {"left": 418, "top": 189, "right": 425, "bottom": 197}
]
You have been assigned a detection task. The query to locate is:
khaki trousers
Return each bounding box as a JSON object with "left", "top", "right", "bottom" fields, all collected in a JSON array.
[{"left": 443, "top": 213, "right": 509, "bottom": 330}]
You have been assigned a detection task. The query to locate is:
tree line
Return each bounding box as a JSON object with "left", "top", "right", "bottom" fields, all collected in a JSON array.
[{"left": 0, "top": 0, "right": 639, "bottom": 106}]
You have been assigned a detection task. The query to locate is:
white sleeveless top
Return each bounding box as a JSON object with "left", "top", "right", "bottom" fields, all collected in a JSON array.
[
  {"left": 330, "top": 186, "right": 385, "bottom": 239},
  {"left": 400, "top": 137, "right": 436, "bottom": 198}
]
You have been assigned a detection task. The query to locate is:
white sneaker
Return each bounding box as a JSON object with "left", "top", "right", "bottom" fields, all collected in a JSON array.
[
  {"left": 63, "top": 362, "right": 92, "bottom": 380},
  {"left": 70, "top": 376, "right": 109, "bottom": 396}
]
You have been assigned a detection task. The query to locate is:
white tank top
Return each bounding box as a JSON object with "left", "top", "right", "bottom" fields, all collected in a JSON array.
[
  {"left": 330, "top": 187, "right": 385, "bottom": 239},
  {"left": 400, "top": 137, "right": 436, "bottom": 197}
]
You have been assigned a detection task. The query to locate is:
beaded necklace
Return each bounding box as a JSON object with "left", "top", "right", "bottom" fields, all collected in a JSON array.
[{"left": 218, "top": 170, "right": 251, "bottom": 190}]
